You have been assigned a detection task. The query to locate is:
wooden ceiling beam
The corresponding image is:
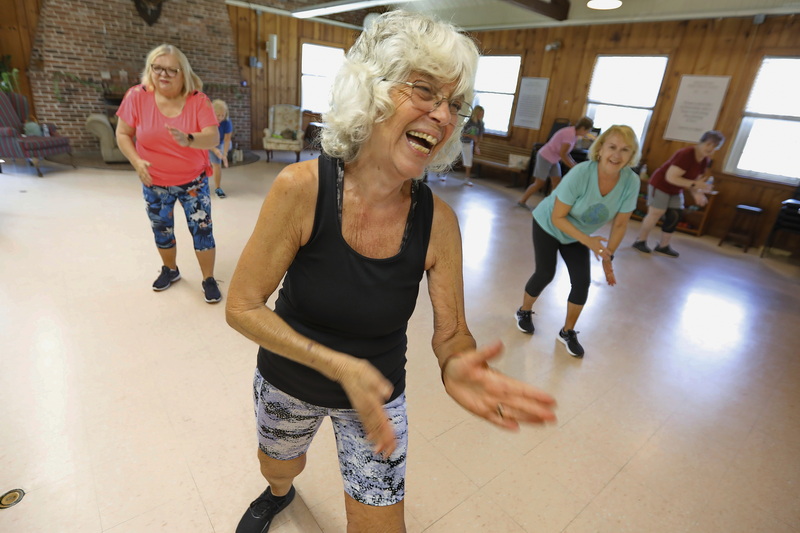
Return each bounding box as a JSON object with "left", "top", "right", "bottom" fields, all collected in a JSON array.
[{"left": 499, "top": 0, "right": 570, "bottom": 21}]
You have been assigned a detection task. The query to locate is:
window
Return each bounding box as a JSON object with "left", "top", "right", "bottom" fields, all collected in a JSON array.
[
  {"left": 586, "top": 55, "right": 668, "bottom": 147},
  {"left": 301, "top": 43, "right": 345, "bottom": 114},
  {"left": 724, "top": 57, "right": 800, "bottom": 185},
  {"left": 472, "top": 55, "right": 522, "bottom": 136}
]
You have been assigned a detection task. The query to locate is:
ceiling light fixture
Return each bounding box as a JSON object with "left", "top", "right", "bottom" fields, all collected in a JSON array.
[
  {"left": 587, "top": 0, "right": 622, "bottom": 10},
  {"left": 292, "top": 0, "right": 422, "bottom": 19}
]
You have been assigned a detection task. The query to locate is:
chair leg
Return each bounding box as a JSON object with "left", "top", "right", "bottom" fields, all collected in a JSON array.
[
  {"left": 69, "top": 151, "right": 76, "bottom": 169},
  {"left": 296, "top": 151, "right": 300, "bottom": 162},
  {"left": 760, "top": 227, "right": 777, "bottom": 257},
  {"left": 30, "top": 157, "right": 44, "bottom": 177}
]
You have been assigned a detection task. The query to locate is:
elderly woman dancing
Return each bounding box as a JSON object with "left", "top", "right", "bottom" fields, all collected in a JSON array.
[{"left": 227, "top": 11, "right": 557, "bottom": 533}]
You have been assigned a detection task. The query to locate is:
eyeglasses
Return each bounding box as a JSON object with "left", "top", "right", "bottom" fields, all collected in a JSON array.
[
  {"left": 150, "top": 64, "right": 182, "bottom": 78},
  {"left": 384, "top": 79, "right": 473, "bottom": 126}
]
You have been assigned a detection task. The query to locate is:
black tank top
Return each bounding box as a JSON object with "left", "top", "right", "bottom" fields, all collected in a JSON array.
[{"left": 257, "top": 153, "right": 434, "bottom": 408}]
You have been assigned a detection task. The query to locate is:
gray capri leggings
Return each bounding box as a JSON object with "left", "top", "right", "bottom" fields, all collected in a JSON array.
[{"left": 524, "top": 219, "right": 591, "bottom": 305}]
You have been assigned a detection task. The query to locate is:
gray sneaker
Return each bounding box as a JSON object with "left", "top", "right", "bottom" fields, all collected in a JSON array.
[
  {"left": 654, "top": 245, "right": 680, "bottom": 258},
  {"left": 632, "top": 240, "right": 651, "bottom": 254}
]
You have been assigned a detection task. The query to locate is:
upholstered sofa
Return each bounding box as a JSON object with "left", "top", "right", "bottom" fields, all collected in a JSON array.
[
  {"left": 262, "top": 104, "right": 304, "bottom": 162},
  {"left": 85, "top": 113, "right": 128, "bottom": 163},
  {"left": 0, "top": 91, "right": 74, "bottom": 177}
]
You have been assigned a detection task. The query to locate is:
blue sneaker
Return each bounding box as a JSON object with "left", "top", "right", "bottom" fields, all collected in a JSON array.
[
  {"left": 152, "top": 266, "right": 180, "bottom": 291},
  {"left": 202, "top": 277, "right": 222, "bottom": 303}
]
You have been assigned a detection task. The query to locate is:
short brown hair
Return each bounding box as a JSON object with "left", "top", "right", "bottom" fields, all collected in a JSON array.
[{"left": 575, "top": 116, "right": 594, "bottom": 131}]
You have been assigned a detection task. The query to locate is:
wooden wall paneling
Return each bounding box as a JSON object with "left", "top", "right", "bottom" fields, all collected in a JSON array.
[
  {"left": 775, "top": 14, "right": 799, "bottom": 47},
  {"left": 556, "top": 27, "right": 589, "bottom": 127},
  {"left": 0, "top": 0, "right": 40, "bottom": 107}
]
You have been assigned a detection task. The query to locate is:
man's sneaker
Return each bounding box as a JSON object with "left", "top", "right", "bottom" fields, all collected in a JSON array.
[
  {"left": 654, "top": 245, "right": 680, "bottom": 258},
  {"left": 632, "top": 240, "right": 651, "bottom": 254},
  {"left": 515, "top": 307, "right": 535, "bottom": 334},
  {"left": 236, "top": 485, "right": 295, "bottom": 533},
  {"left": 558, "top": 329, "right": 584, "bottom": 358},
  {"left": 152, "top": 266, "right": 180, "bottom": 291},
  {"left": 202, "top": 277, "right": 222, "bottom": 303},
  {"left": 215, "top": 188, "right": 227, "bottom": 198}
]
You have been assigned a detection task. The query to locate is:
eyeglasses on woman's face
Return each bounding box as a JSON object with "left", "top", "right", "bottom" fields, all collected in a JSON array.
[
  {"left": 150, "top": 64, "right": 182, "bottom": 78},
  {"left": 383, "top": 79, "right": 473, "bottom": 126}
]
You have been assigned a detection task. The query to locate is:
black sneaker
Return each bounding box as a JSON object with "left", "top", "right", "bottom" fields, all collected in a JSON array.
[
  {"left": 515, "top": 307, "right": 535, "bottom": 334},
  {"left": 202, "top": 277, "right": 222, "bottom": 303},
  {"left": 215, "top": 188, "right": 227, "bottom": 198},
  {"left": 654, "top": 245, "right": 679, "bottom": 258},
  {"left": 558, "top": 329, "right": 584, "bottom": 358},
  {"left": 236, "top": 486, "right": 295, "bottom": 533},
  {"left": 632, "top": 240, "right": 651, "bottom": 254},
  {"left": 152, "top": 266, "right": 180, "bottom": 291}
]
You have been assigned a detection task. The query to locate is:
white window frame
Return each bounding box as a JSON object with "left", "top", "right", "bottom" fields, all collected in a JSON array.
[
  {"left": 585, "top": 55, "right": 669, "bottom": 148},
  {"left": 723, "top": 56, "right": 800, "bottom": 186},
  {"left": 472, "top": 55, "right": 522, "bottom": 136},
  {"left": 301, "top": 42, "right": 346, "bottom": 114}
]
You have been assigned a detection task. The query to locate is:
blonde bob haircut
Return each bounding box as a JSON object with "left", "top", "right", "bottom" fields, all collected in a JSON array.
[
  {"left": 140, "top": 44, "right": 203, "bottom": 96},
  {"left": 321, "top": 10, "right": 480, "bottom": 171},
  {"left": 588, "top": 124, "right": 641, "bottom": 167}
]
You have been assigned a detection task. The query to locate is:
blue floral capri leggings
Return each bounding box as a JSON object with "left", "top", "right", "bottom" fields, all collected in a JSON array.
[
  {"left": 253, "top": 368, "right": 408, "bottom": 506},
  {"left": 142, "top": 174, "right": 215, "bottom": 251}
]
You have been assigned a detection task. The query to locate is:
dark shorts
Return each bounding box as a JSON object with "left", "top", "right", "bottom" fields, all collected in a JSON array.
[
  {"left": 142, "top": 174, "right": 215, "bottom": 251},
  {"left": 253, "top": 368, "right": 408, "bottom": 506}
]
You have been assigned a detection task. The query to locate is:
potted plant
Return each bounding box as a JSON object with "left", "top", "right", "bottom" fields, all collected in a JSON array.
[{"left": 0, "top": 55, "right": 20, "bottom": 93}]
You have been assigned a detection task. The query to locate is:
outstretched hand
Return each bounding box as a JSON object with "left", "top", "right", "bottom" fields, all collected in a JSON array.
[{"left": 441, "top": 341, "right": 557, "bottom": 430}]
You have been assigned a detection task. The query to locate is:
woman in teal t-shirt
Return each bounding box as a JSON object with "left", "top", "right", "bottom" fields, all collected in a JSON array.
[{"left": 515, "top": 125, "right": 640, "bottom": 357}]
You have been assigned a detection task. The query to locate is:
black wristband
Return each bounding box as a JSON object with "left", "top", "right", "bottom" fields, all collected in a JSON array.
[{"left": 187, "top": 133, "right": 194, "bottom": 144}]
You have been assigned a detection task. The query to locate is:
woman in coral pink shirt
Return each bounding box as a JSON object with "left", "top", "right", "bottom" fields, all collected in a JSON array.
[{"left": 116, "top": 44, "right": 222, "bottom": 303}]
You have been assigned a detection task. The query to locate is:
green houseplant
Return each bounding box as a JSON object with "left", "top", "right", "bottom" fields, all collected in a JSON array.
[{"left": 0, "top": 55, "right": 21, "bottom": 93}]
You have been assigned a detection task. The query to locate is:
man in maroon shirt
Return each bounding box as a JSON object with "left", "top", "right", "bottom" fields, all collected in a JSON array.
[{"left": 632, "top": 130, "right": 725, "bottom": 257}]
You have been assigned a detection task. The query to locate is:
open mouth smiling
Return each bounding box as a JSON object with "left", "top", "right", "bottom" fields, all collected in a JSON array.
[{"left": 407, "top": 130, "right": 439, "bottom": 155}]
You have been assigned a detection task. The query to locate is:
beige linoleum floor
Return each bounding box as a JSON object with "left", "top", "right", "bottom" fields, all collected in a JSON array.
[{"left": 1, "top": 151, "right": 799, "bottom": 533}]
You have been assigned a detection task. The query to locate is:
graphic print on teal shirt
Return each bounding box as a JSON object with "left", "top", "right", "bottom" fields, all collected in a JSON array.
[
  {"left": 581, "top": 202, "right": 611, "bottom": 227},
  {"left": 532, "top": 161, "right": 639, "bottom": 244}
]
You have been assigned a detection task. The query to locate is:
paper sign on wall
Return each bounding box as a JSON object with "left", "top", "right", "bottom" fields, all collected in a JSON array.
[
  {"left": 664, "top": 75, "right": 730, "bottom": 143},
  {"left": 513, "top": 77, "right": 549, "bottom": 130}
]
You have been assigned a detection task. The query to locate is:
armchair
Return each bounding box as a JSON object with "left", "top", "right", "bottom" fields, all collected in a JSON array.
[
  {"left": 262, "top": 104, "right": 304, "bottom": 162},
  {"left": 0, "top": 91, "right": 74, "bottom": 177},
  {"left": 85, "top": 113, "right": 128, "bottom": 163}
]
